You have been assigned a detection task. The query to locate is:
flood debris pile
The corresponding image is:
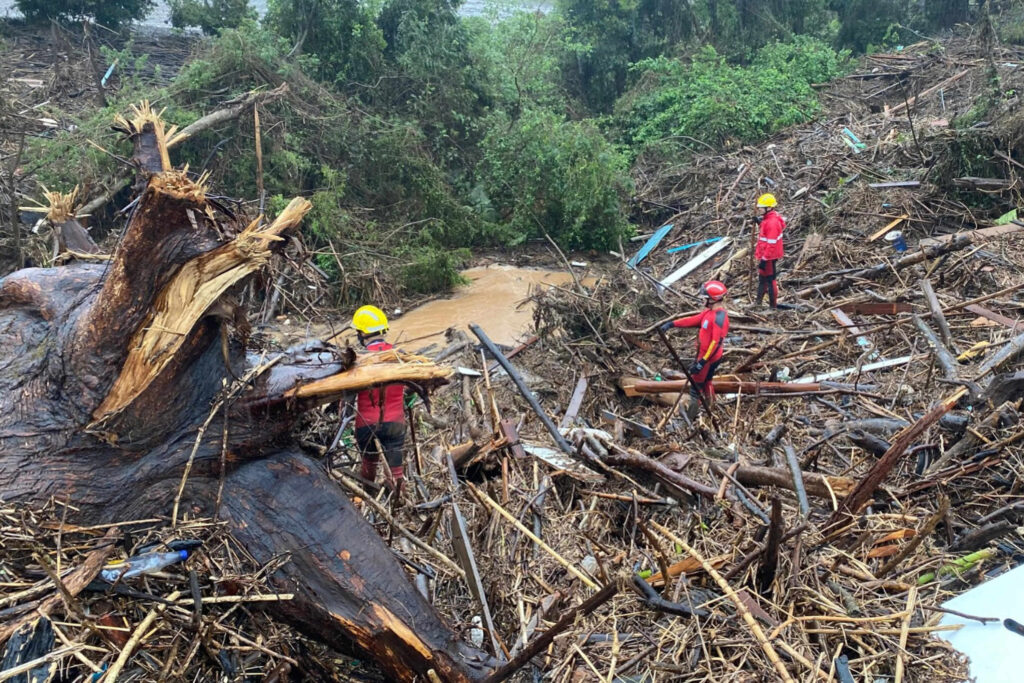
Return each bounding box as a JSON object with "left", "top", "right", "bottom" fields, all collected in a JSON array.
[
  {"left": 0, "top": 505, "right": 370, "bottom": 682},
  {"left": 4, "top": 33, "right": 1024, "bottom": 683}
]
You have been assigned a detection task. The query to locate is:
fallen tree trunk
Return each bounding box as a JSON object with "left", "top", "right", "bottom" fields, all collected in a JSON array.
[
  {"left": 706, "top": 461, "right": 854, "bottom": 500},
  {"left": 620, "top": 376, "right": 871, "bottom": 397},
  {"left": 795, "top": 234, "right": 973, "bottom": 300},
  {"left": 0, "top": 105, "right": 490, "bottom": 681}
]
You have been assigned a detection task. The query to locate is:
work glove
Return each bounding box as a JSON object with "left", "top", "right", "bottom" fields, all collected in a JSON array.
[
  {"left": 758, "top": 259, "right": 768, "bottom": 270},
  {"left": 658, "top": 321, "right": 674, "bottom": 333},
  {"left": 754, "top": 215, "right": 763, "bottom": 225},
  {"left": 689, "top": 359, "right": 706, "bottom": 375}
]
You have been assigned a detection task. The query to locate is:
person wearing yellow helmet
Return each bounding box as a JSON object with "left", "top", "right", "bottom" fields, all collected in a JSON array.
[
  {"left": 754, "top": 193, "right": 785, "bottom": 308},
  {"left": 351, "top": 305, "right": 407, "bottom": 498}
]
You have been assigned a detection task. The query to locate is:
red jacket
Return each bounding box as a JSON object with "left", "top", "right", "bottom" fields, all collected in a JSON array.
[
  {"left": 355, "top": 340, "right": 406, "bottom": 427},
  {"left": 672, "top": 306, "right": 729, "bottom": 363},
  {"left": 755, "top": 210, "right": 785, "bottom": 261}
]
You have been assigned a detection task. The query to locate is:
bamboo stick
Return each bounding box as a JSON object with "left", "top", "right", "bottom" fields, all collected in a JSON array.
[
  {"left": 102, "top": 590, "right": 182, "bottom": 683},
  {"left": 894, "top": 586, "right": 918, "bottom": 683},
  {"left": 468, "top": 482, "right": 599, "bottom": 590},
  {"left": 650, "top": 521, "right": 797, "bottom": 683}
]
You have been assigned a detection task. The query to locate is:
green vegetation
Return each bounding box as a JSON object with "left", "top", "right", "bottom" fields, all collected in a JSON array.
[
  {"left": 169, "top": 0, "right": 256, "bottom": 34},
  {"left": 14, "top": 0, "right": 154, "bottom": 26},
  {"left": 11, "top": 0, "right": 996, "bottom": 298},
  {"left": 479, "top": 109, "right": 633, "bottom": 249},
  {"left": 617, "top": 38, "right": 848, "bottom": 151}
]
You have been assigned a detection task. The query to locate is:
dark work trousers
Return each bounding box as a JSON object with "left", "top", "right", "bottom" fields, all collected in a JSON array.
[
  {"left": 355, "top": 421, "right": 406, "bottom": 468},
  {"left": 689, "top": 359, "right": 721, "bottom": 403},
  {"left": 757, "top": 259, "right": 779, "bottom": 308}
]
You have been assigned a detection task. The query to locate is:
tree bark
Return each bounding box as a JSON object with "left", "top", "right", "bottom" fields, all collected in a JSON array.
[{"left": 0, "top": 106, "right": 491, "bottom": 682}]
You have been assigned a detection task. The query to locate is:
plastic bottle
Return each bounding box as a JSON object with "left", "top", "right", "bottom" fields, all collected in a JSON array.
[{"left": 100, "top": 549, "right": 189, "bottom": 582}]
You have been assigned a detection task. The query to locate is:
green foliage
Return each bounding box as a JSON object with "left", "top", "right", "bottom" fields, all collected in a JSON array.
[
  {"left": 169, "top": 0, "right": 256, "bottom": 34},
  {"left": 399, "top": 247, "right": 470, "bottom": 294},
  {"left": 14, "top": 0, "right": 154, "bottom": 26},
  {"left": 478, "top": 109, "right": 633, "bottom": 250},
  {"left": 830, "top": 0, "right": 907, "bottom": 52},
  {"left": 997, "top": 3, "right": 1024, "bottom": 44},
  {"left": 556, "top": 0, "right": 700, "bottom": 112},
  {"left": 753, "top": 35, "right": 849, "bottom": 84},
  {"left": 466, "top": 8, "right": 571, "bottom": 113},
  {"left": 264, "top": 0, "right": 385, "bottom": 86},
  {"left": 616, "top": 38, "right": 847, "bottom": 151},
  {"left": 365, "top": 0, "right": 490, "bottom": 166}
]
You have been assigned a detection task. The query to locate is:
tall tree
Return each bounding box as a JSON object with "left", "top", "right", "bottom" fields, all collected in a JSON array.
[{"left": 557, "top": 0, "right": 699, "bottom": 112}]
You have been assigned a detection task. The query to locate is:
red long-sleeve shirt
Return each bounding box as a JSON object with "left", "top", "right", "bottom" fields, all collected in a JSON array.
[
  {"left": 755, "top": 209, "right": 785, "bottom": 261},
  {"left": 355, "top": 339, "right": 406, "bottom": 427},
  {"left": 672, "top": 306, "right": 729, "bottom": 363}
]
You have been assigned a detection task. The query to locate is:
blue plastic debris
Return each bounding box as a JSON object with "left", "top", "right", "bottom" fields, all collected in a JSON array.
[
  {"left": 627, "top": 223, "right": 673, "bottom": 267},
  {"left": 101, "top": 59, "right": 118, "bottom": 87},
  {"left": 666, "top": 236, "right": 723, "bottom": 254},
  {"left": 841, "top": 128, "right": 867, "bottom": 153}
]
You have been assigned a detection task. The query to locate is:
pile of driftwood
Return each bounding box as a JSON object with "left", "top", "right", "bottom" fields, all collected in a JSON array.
[
  {"left": 4, "top": 32, "right": 1024, "bottom": 683},
  {"left": 0, "top": 505, "right": 367, "bottom": 682}
]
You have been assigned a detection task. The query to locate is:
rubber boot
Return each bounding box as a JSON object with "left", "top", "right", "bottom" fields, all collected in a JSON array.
[
  {"left": 684, "top": 395, "right": 700, "bottom": 422},
  {"left": 360, "top": 456, "right": 378, "bottom": 482},
  {"left": 388, "top": 465, "right": 405, "bottom": 501}
]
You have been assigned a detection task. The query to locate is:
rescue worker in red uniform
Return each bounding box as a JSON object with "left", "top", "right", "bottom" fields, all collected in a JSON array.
[
  {"left": 659, "top": 280, "right": 730, "bottom": 418},
  {"left": 754, "top": 193, "right": 785, "bottom": 308},
  {"left": 351, "top": 305, "right": 407, "bottom": 497}
]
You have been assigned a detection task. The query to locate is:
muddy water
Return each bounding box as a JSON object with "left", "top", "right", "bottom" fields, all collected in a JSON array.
[
  {"left": 386, "top": 265, "right": 582, "bottom": 347},
  {"left": 283, "top": 265, "right": 581, "bottom": 350}
]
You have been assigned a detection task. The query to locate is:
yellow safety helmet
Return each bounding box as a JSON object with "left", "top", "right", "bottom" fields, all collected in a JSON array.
[
  {"left": 352, "top": 305, "right": 389, "bottom": 335},
  {"left": 757, "top": 193, "right": 777, "bottom": 208}
]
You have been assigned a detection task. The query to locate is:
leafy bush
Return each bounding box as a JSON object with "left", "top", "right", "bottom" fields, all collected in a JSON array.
[
  {"left": 616, "top": 38, "right": 847, "bottom": 150},
  {"left": 264, "top": 0, "right": 384, "bottom": 86},
  {"left": 466, "top": 9, "right": 571, "bottom": 114},
  {"left": 169, "top": 0, "right": 256, "bottom": 34},
  {"left": 753, "top": 36, "right": 849, "bottom": 85},
  {"left": 399, "top": 247, "right": 470, "bottom": 294},
  {"left": 14, "top": 0, "right": 153, "bottom": 26},
  {"left": 478, "top": 109, "right": 633, "bottom": 250}
]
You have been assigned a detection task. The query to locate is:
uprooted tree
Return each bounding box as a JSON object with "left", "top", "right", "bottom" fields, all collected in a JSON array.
[{"left": 0, "top": 104, "right": 495, "bottom": 682}]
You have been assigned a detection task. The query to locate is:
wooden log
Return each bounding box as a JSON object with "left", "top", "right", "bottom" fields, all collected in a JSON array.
[
  {"left": 887, "top": 68, "right": 970, "bottom": 116},
  {"left": 964, "top": 304, "right": 1024, "bottom": 332},
  {"left": 824, "top": 389, "right": 966, "bottom": 535},
  {"left": 831, "top": 308, "right": 877, "bottom": 360},
  {"left": 471, "top": 325, "right": 579, "bottom": 462},
  {"left": 707, "top": 461, "right": 853, "bottom": 500},
  {"left": 920, "top": 278, "right": 958, "bottom": 353},
  {"left": 445, "top": 454, "right": 502, "bottom": 658},
  {"left": 783, "top": 443, "right": 809, "bottom": 517},
  {"left": 912, "top": 315, "right": 958, "bottom": 380},
  {"left": 602, "top": 448, "right": 719, "bottom": 499},
  {"left": 953, "top": 177, "right": 1014, "bottom": 191},
  {"left": 867, "top": 215, "right": 908, "bottom": 242},
  {"left": 838, "top": 302, "right": 912, "bottom": 315},
  {"left": 976, "top": 330, "right": 1024, "bottom": 379},
  {"left": 559, "top": 376, "right": 588, "bottom": 429},
  {"left": 920, "top": 222, "right": 1024, "bottom": 246},
  {"left": 795, "top": 234, "right": 973, "bottom": 299},
  {"left": 623, "top": 376, "right": 820, "bottom": 396}
]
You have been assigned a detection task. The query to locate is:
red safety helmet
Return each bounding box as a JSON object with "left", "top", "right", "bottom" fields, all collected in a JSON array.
[{"left": 700, "top": 280, "right": 727, "bottom": 302}]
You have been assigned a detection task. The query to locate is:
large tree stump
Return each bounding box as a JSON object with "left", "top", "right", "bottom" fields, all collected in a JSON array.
[{"left": 0, "top": 105, "right": 492, "bottom": 682}]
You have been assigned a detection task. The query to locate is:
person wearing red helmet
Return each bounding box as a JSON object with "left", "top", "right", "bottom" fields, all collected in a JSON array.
[
  {"left": 659, "top": 280, "right": 730, "bottom": 417},
  {"left": 754, "top": 193, "right": 785, "bottom": 308}
]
